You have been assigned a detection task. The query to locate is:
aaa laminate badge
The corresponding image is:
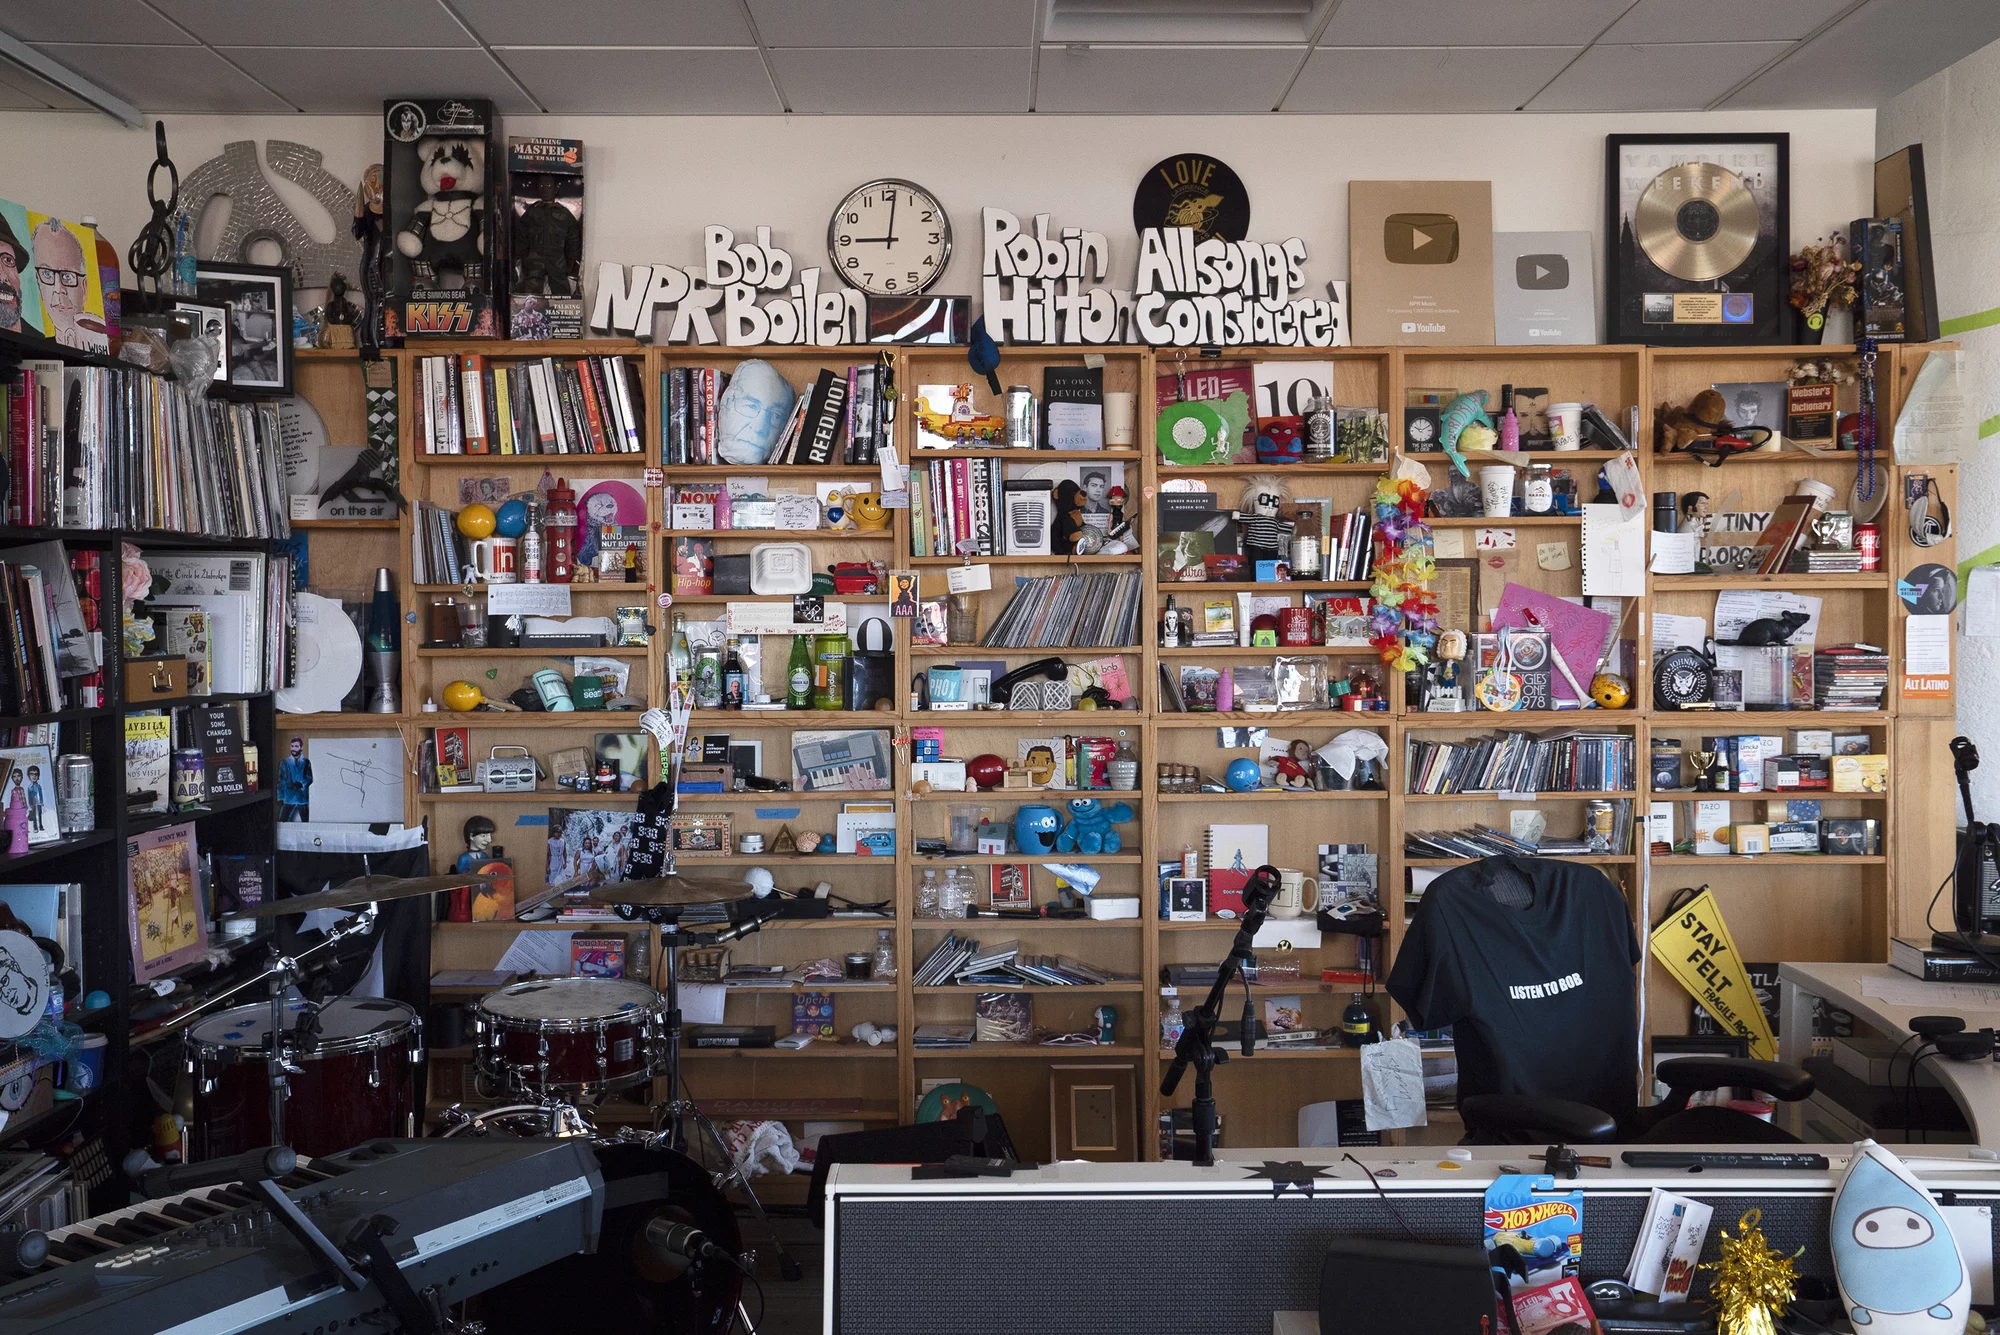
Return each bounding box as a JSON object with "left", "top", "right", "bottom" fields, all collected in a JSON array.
[{"left": 1134, "top": 154, "right": 1250, "bottom": 244}]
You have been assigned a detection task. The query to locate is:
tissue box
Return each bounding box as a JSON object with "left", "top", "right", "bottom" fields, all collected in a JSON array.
[
  {"left": 1831, "top": 754, "right": 1887, "bottom": 793},
  {"left": 1088, "top": 897, "right": 1141, "bottom": 920}
]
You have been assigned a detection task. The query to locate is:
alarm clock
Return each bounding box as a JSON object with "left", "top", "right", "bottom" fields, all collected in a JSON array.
[
  {"left": 828, "top": 179, "right": 951, "bottom": 297},
  {"left": 1653, "top": 643, "right": 1716, "bottom": 710}
]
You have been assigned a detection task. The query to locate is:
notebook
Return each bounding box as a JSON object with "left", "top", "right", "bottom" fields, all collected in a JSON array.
[
  {"left": 1205, "top": 823, "right": 1269, "bottom": 917},
  {"left": 1580, "top": 503, "right": 1645, "bottom": 597}
]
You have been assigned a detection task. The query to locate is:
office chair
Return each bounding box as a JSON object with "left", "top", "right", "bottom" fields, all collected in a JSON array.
[{"left": 1387, "top": 855, "right": 1813, "bottom": 1144}]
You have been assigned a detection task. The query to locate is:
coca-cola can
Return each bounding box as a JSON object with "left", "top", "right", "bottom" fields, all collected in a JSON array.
[{"left": 1856, "top": 523, "right": 1881, "bottom": 571}]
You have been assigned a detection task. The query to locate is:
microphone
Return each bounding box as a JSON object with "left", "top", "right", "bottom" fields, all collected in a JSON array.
[
  {"left": 0, "top": 1226, "right": 47, "bottom": 1274},
  {"left": 1242, "top": 864, "right": 1283, "bottom": 914},
  {"left": 643, "top": 1218, "right": 743, "bottom": 1271}
]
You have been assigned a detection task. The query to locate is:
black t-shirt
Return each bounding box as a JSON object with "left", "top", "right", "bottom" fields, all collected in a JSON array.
[{"left": 1388, "top": 856, "right": 1641, "bottom": 1115}]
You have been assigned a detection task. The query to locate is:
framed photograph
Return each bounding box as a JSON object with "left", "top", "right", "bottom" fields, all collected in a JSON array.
[
  {"left": 171, "top": 300, "right": 231, "bottom": 383},
  {"left": 1433, "top": 558, "right": 1480, "bottom": 636},
  {"left": 792, "top": 730, "right": 893, "bottom": 792},
  {"left": 0, "top": 745, "right": 58, "bottom": 847},
  {"left": 1605, "top": 133, "right": 1789, "bottom": 346},
  {"left": 194, "top": 260, "right": 293, "bottom": 395}
]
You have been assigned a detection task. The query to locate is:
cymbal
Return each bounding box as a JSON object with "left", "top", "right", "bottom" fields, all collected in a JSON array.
[
  {"left": 588, "top": 874, "right": 754, "bottom": 908},
  {"left": 222, "top": 873, "right": 484, "bottom": 920}
]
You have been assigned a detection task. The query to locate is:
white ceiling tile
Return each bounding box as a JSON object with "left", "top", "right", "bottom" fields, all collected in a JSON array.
[
  {"left": 0, "top": 68, "right": 56, "bottom": 107},
  {"left": 1528, "top": 41, "right": 1792, "bottom": 110},
  {"left": 1725, "top": 0, "right": 2000, "bottom": 108},
  {"left": 151, "top": 0, "right": 472, "bottom": 47},
  {"left": 1036, "top": 44, "right": 1304, "bottom": 113},
  {"left": 501, "top": 46, "right": 779, "bottom": 113},
  {"left": 220, "top": 47, "right": 535, "bottom": 114},
  {"left": 770, "top": 47, "right": 1029, "bottom": 114},
  {"left": 1323, "top": 0, "right": 1633, "bottom": 46},
  {"left": 748, "top": 0, "right": 1036, "bottom": 49},
  {"left": 0, "top": 0, "right": 194, "bottom": 44},
  {"left": 452, "top": 0, "right": 751, "bottom": 47},
  {"left": 31, "top": 42, "right": 290, "bottom": 111},
  {"left": 1285, "top": 45, "right": 1580, "bottom": 112},
  {"left": 1600, "top": 0, "right": 1853, "bottom": 44}
]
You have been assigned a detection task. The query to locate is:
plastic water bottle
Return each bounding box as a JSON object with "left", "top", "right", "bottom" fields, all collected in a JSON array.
[
  {"left": 939, "top": 868, "right": 970, "bottom": 920},
  {"left": 1161, "top": 991, "right": 1185, "bottom": 1048},
  {"left": 917, "top": 869, "right": 941, "bottom": 919},
  {"left": 871, "top": 928, "right": 897, "bottom": 980}
]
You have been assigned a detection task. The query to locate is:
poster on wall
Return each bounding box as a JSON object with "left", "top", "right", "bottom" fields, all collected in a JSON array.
[
  {"left": 0, "top": 200, "right": 109, "bottom": 351},
  {"left": 1492, "top": 232, "right": 1597, "bottom": 346},
  {"left": 1348, "top": 181, "right": 1495, "bottom": 346},
  {"left": 1605, "top": 133, "right": 1789, "bottom": 346}
]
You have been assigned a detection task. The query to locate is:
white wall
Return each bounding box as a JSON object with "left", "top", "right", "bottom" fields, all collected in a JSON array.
[
  {"left": 1880, "top": 43, "right": 2000, "bottom": 819},
  {"left": 0, "top": 109, "right": 1875, "bottom": 314}
]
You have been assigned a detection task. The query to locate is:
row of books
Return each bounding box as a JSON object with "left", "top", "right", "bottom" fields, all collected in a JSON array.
[
  {"left": 1813, "top": 644, "right": 1890, "bottom": 711},
  {"left": 1404, "top": 802, "right": 1634, "bottom": 859},
  {"left": 124, "top": 699, "right": 257, "bottom": 815},
  {"left": 6, "top": 363, "right": 288, "bottom": 538},
  {"left": 412, "top": 502, "right": 472, "bottom": 586},
  {"left": 416, "top": 353, "right": 645, "bottom": 455},
  {"left": 663, "top": 364, "right": 888, "bottom": 467},
  {"left": 1323, "top": 507, "right": 1376, "bottom": 582},
  {"left": 1402, "top": 729, "right": 1636, "bottom": 796},
  {"left": 0, "top": 542, "right": 102, "bottom": 716},
  {"left": 980, "top": 571, "right": 1143, "bottom": 649},
  {"left": 911, "top": 933, "right": 1126, "bottom": 987},
  {"left": 911, "top": 457, "right": 1000, "bottom": 557}
]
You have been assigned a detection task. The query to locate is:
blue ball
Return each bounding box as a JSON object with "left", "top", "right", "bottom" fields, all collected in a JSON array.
[
  {"left": 1225, "top": 758, "right": 1262, "bottom": 792},
  {"left": 493, "top": 499, "right": 530, "bottom": 537}
]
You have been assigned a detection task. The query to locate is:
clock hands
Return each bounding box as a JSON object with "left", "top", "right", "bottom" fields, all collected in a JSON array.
[{"left": 861, "top": 191, "right": 901, "bottom": 246}]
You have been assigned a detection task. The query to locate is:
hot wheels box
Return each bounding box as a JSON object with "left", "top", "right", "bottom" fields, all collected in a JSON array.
[{"left": 1485, "top": 1174, "right": 1583, "bottom": 1294}]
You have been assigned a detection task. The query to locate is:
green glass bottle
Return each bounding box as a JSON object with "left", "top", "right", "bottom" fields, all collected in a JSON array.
[
  {"left": 669, "top": 613, "right": 691, "bottom": 685},
  {"left": 786, "top": 634, "right": 813, "bottom": 709}
]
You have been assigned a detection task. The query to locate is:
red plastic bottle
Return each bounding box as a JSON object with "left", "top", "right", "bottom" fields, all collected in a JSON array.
[{"left": 544, "top": 478, "right": 576, "bottom": 584}]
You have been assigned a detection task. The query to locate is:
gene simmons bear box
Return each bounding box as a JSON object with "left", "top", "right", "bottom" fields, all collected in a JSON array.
[{"left": 383, "top": 97, "right": 506, "bottom": 339}]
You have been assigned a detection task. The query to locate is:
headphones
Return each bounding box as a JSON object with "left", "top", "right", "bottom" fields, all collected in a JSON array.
[
  {"left": 1910, "top": 475, "right": 1952, "bottom": 547},
  {"left": 1911, "top": 1015, "right": 1996, "bottom": 1061}
]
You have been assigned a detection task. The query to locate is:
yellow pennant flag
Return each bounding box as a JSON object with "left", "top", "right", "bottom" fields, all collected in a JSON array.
[{"left": 1649, "top": 888, "right": 1776, "bottom": 1060}]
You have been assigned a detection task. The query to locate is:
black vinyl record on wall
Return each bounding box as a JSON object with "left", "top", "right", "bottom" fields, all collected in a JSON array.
[{"left": 1133, "top": 154, "right": 1250, "bottom": 243}]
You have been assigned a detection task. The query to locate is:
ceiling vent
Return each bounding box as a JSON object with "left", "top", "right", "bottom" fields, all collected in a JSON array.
[{"left": 1045, "top": 0, "right": 1329, "bottom": 44}]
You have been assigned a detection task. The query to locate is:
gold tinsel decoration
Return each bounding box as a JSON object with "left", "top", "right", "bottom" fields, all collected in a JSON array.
[{"left": 1700, "top": 1209, "right": 1799, "bottom": 1335}]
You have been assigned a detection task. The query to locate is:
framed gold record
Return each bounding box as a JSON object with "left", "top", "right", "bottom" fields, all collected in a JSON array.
[
  {"left": 1606, "top": 133, "right": 1788, "bottom": 345},
  {"left": 1633, "top": 163, "right": 1759, "bottom": 282}
]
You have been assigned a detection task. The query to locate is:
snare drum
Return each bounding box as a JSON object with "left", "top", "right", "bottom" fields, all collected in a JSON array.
[
  {"left": 474, "top": 978, "right": 663, "bottom": 1098},
  {"left": 188, "top": 996, "right": 422, "bottom": 1161}
]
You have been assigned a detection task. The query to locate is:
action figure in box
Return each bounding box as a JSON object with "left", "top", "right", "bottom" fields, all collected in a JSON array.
[
  {"left": 382, "top": 98, "right": 505, "bottom": 338},
  {"left": 508, "top": 137, "right": 584, "bottom": 339}
]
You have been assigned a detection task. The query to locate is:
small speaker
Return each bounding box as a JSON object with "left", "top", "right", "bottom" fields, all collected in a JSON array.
[{"left": 1320, "top": 1237, "right": 1494, "bottom": 1335}]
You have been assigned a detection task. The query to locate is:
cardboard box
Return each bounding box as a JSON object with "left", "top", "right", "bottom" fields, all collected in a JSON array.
[
  {"left": 1768, "top": 821, "right": 1819, "bottom": 852},
  {"left": 1832, "top": 754, "right": 1888, "bottom": 793},
  {"left": 1833, "top": 733, "right": 1872, "bottom": 756},
  {"left": 1822, "top": 817, "right": 1881, "bottom": 856},
  {"left": 1766, "top": 799, "right": 1823, "bottom": 824},
  {"left": 1694, "top": 800, "right": 1731, "bottom": 856},
  {"left": 1790, "top": 729, "right": 1834, "bottom": 757},
  {"left": 1763, "top": 755, "right": 1831, "bottom": 791},
  {"left": 1732, "top": 823, "right": 1770, "bottom": 855}
]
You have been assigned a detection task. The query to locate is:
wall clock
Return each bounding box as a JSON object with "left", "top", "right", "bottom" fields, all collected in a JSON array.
[{"left": 828, "top": 179, "right": 951, "bottom": 297}]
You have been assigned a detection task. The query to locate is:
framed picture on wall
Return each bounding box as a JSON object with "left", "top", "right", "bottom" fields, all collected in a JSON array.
[
  {"left": 1605, "top": 133, "right": 1789, "bottom": 346},
  {"left": 194, "top": 260, "right": 293, "bottom": 395}
]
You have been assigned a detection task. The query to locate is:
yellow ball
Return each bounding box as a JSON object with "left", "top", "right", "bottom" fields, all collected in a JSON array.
[
  {"left": 1589, "top": 672, "right": 1631, "bottom": 709},
  {"left": 456, "top": 503, "right": 497, "bottom": 539},
  {"left": 442, "top": 680, "right": 485, "bottom": 712}
]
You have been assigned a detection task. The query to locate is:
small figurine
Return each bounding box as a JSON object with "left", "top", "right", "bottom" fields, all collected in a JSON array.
[
  {"left": 455, "top": 815, "right": 496, "bottom": 874},
  {"left": 1274, "top": 740, "right": 1314, "bottom": 790},
  {"left": 350, "top": 164, "right": 385, "bottom": 355},
  {"left": 319, "top": 272, "right": 359, "bottom": 349},
  {"left": 1428, "top": 628, "right": 1467, "bottom": 712},
  {"left": 1234, "top": 474, "right": 1294, "bottom": 564},
  {"left": 1052, "top": 479, "right": 1088, "bottom": 556},
  {"left": 593, "top": 757, "right": 618, "bottom": 791}
]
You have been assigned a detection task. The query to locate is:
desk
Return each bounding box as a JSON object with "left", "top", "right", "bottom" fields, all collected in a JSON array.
[{"left": 1778, "top": 961, "right": 2000, "bottom": 1144}]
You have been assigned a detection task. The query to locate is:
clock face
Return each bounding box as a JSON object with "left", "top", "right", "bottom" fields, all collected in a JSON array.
[{"left": 828, "top": 179, "right": 951, "bottom": 297}]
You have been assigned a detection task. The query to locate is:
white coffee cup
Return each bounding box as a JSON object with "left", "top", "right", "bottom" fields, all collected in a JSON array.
[
  {"left": 1549, "top": 402, "right": 1583, "bottom": 451},
  {"left": 1480, "top": 465, "right": 1518, "bottom": 519},
  {"left": 470, "top": 536, "right": 519, "bottom": 584},
  {"left": 1103, "top": 392, "right": 1135, "bottom": 446},
  {"left": 1794, "top": 478, "right": 1838, "bottom": 512}
]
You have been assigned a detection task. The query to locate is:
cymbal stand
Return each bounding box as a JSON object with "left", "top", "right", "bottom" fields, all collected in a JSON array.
[{"left": 633, "top": 899, "right": 803, "bottom": 1283}]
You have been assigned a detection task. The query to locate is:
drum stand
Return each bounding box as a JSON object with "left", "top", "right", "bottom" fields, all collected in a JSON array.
[{"left": 643, "top": 903, "right": 804, "bottom": 1286}]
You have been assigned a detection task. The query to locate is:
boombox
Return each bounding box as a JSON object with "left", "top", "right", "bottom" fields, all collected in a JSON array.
[{"left": 477, "top": 745, "right": 537, "bottom": 793}]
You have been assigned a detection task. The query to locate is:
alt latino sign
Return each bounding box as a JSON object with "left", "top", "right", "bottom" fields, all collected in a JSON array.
[
  {"left": 588, "top": 224, "right": 867, "bottom": 345},
  {"left": 980, "top": 207, "right": 1132, "bottom": 346},
  {"left": 1133, "top": 227, "right": 1349, "bottom": 348}
]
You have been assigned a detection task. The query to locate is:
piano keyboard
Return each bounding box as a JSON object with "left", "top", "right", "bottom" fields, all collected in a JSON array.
[{"left": 39, "top": 1163, "right": 339, "bottom": 1267}]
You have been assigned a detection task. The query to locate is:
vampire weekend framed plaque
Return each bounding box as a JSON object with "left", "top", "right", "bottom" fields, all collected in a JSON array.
[{"left": 1606, "top": 133, "right": 1788, "bottom": 346}]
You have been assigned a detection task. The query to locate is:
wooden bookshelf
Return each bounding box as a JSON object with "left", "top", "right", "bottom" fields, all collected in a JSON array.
[{"left": 268, "top": 338, "right": 1955, "bottom": 1163}]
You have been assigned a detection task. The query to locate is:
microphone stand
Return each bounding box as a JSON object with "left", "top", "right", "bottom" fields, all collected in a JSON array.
[{"left": 1158, "top": 865, "right": 1282, "bottom": 1168}]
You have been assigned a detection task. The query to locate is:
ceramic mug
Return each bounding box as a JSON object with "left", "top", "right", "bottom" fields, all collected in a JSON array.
[
  {"left": 470, "top": 535, "right": 519, "bottom": 584},
  {"left": 1268, "top": 867, "right": 1307, "bottom": 919}
]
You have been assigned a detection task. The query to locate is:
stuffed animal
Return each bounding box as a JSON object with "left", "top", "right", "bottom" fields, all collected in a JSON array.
[
  {"left": 396, "top": 137, "right": 486, "bottom": 288},
  {"left": 1730, "top": 610, "right": 1811, "bottom": 646},
  {"left": 1254, "top": 417, "right": 1304, "bottom": 465},
  {"left": 1655, "top": 389, "right": 1728, "bottom": 453},
  {"left": 1051, "top": 479, "right": 1088, "bottom": 555},
  {"left": 1235, "top": 473, "right": 1294, "bottom": 563},
  {"left": 1439, "top": 389, "right": 1491, "bottom": 477},
  {"left": 1053, "top": 798, "right": 1135, "bottom": 855}
]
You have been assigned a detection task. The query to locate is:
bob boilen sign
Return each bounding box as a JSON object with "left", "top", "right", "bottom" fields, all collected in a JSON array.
[{"left": 589, "top": 224, "right": 866, "bottom": 345}]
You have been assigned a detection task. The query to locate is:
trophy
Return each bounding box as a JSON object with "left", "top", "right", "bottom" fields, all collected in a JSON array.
[{"left": 1690, "top": 749, "right": 1719, "bottom": 792}]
